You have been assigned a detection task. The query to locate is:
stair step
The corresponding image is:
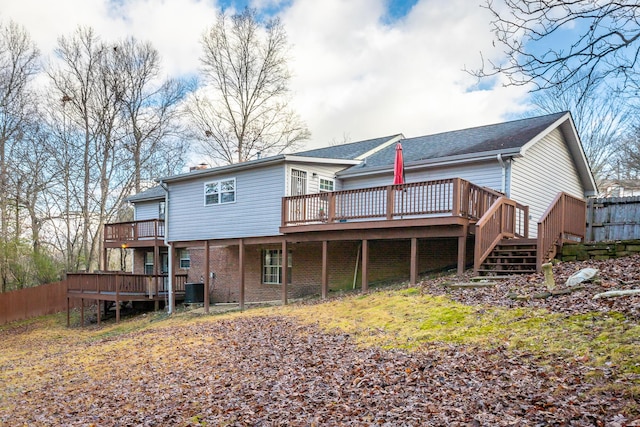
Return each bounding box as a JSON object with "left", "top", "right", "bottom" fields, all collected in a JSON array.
[
  {"left": 476, "top": 269, "right": 535, "bottom": 276},
  {"left": 491, "top": 251, "right": 536, "bottom": 257},
  {"left": 499, "top": 238, "right": 537, "bottom": 245},
  {"left": 479, "top": 238, "right": 539, "bottom": 276},
  {"left": 480, "top": 262, "right": 536, "bottom": 266},
  {"left": 493, "top": 247, "right": 537, "bottom": 253},
  {"left": 471, "top": 275, "right": 521, "bottom": 281}
]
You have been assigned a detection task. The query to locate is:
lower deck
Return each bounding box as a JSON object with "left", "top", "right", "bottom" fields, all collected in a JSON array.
[{"left": 66, "top": 273, "right": 187, "bottom": 325}]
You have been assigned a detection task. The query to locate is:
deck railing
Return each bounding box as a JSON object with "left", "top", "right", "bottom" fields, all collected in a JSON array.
[
  {"left": 66, "top": 272, "right": 187, "bottom": 298},
  {"left": 537, "top": 192, "right": 586, "bottom": 271},
  {"left": 473, "top": 197, "right": 518, "bottom": 273},
  {"left": 104, "top": 219, "right": 165, "bottom": 243},
  {"left": 282, "top": 178, "right": 511, "bottom": 226}
]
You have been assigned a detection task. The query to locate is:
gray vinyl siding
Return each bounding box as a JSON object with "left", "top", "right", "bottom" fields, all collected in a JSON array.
[
  {"left": 510, "top": 128, "right": 585, "bottom": 238},
  {"left": 285, "top": 163, "right": 349, "bottom": 195},
  {"left": 340, "top": 161, "right": 503, "bottom": 192},
  {"left": 134, "top": 200, "right": 162, "bottom": 221},
  {"left": 167, "top": 165, "right": 285, "bottom": 241}
]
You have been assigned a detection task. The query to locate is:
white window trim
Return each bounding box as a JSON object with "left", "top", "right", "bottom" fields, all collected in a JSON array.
[
  {"left": 319, "top": 176, "right": 335, "bottom": 192},
  {"left": 204, "top": 177, "right": 236, "bottom": 206},
  {"left": 144, "top": 252, "right": 154, "bottom": 275},
  {"left": 262, "top": 249, "right": 292, "bottom": 285},
  {"left": 179, "top": 249, "right": 190, "bottom": 269}
]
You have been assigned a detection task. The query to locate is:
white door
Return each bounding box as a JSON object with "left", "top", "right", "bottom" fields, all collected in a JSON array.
[{"left": 290, "top": 169, "right": 307, "bottom": 222}]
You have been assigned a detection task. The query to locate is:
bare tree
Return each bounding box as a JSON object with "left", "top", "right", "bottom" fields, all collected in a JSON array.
[
  {"left": 531, "top": 75, "right": 632, "bottom": 187},
  {"left": 189, "top": 8, "right": 310, "bottom": 165},
  {"left": 47, "top": 28, "right": 188, "bottom": 272},
  {"left": 0, "top": 20, "right": 39, "bottom": 291},
  {"left": 621, "top": 125, "right": 640, "bottom": 179},
  {"left": 475, "top": 1, "right": 640, "bottom": 97},
  {"left": 111, "top": 37, "right": 189, "bottom": 193}
]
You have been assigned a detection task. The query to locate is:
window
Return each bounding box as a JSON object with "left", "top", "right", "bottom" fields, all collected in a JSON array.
[
  {"left": 262, "top": 249, "right": 292, "bottom": 284},
  {"left": 158, "top": 201, "right": 165, "bottom": 220},
  {"left": 205, "top": 178, "right": 236, "bottom": 205},
  {"left": 179, "top": 250, "right": 190, "bottom": 269},
  {"left": 319, "top": 178, "right": 334, "bottom": 192},
  {"left": 144, "top": 252, "right": 154, "bottom": 275}
]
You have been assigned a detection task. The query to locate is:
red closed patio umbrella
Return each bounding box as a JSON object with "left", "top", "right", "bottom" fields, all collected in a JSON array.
[{"left": 393, "top": 142, "right": 405, "bottom": 185}]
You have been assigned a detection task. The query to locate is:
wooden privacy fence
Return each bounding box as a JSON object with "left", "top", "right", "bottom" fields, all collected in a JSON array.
[
  {"left": 586, "top": 196, "right": 640, "bottom": 242},
  {"left": 0, "top": 281, "right": 80, "bottom": 325}
]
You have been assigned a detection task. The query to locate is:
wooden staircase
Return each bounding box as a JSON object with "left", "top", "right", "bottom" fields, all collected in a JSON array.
[
  {"left": 476, "top": 238, "right": 537, "bottom": 276},
  {"left": 473, "top": 192, "right": 587, "bottom": 277}
]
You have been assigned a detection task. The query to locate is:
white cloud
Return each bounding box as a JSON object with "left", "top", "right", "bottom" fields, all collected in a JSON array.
[
  {"left": 282, "top": 0, "right": 531, "bottom": 147},
  {"left": 0, "top": 0, "right": 531, "bottom": 150}
]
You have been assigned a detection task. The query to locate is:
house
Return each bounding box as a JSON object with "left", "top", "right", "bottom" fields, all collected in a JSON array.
[
  {"left": 600, "top": 178, "right": 640, "bottom": 198},
  {"left": 66, "top": 111, "right": 597, "bottom": 322}
]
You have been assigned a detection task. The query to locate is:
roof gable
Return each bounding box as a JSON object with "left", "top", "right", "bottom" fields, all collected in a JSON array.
[{"left": 293, "top": 134, "right": 403, "bottom": 160}]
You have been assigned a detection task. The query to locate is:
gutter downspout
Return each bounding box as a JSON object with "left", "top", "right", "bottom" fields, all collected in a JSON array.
[
  {"left": 159, "top": 180, "right": 173, "bottom": 315},
  {"left": 497, "top": 153, "right": 507, "bottom": 196}
]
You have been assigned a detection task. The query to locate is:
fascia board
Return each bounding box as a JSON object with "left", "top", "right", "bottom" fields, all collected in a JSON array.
[
  {"left": 337, "top": 148, "right": 521, "bottom": 179},
  {"left": 159, "top": 156, "right": 286, "bottom": 183},
  {"left": 283, "top": 155, "right": 362, "bottom": 166}
]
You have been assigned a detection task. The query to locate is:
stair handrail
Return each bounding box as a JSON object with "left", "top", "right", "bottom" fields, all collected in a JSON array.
[
  {"left": 474, "top": 196, "right": 518, "bottom": 274},
  {"left": 536, "top": 192, "right": 587, "bottom": 271}
]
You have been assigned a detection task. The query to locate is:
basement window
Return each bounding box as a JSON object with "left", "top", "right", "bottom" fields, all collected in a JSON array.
[
  {"left": 262, "top": 249, "right": 292, "bottom": 285},
  {"left": 179, "top": 250, "right": 190, "bottom": 269}
]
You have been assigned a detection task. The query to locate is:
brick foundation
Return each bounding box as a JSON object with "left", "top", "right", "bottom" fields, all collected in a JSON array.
[{"left": 173, "top": 237, "right": 471, "bottom": 303}]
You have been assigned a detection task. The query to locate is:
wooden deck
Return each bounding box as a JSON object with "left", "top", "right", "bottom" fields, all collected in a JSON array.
[
  {"left": 281, "top": 178, "right": 528, "bottom": 237},
  {"left": 66, "top": 273, "right": 187, "bottom": 324},
  {"left": 104, "top": 219, "right": 165, "bottom": 248}
]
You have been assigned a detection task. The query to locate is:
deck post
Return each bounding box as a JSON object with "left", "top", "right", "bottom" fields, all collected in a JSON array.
[
  {"left": 204, "top": 240, "right": 210, "bottom": 314},
  {"left": 457, "top": 227, "right": 467, "bottom": 276},
  {"left": 321, "top": 240, "right": 328, "bottom": 299},
  {"left": 386, "top": 186, "right": 394, "bottom": 220},
  {"left": 452, "top": 178, "right": 461, "bottom": 216},
  {"left": 361, "top": 239, "right": 369, "bottom": 292},
  {"left": 115, "top": 273, "right": 120, "bottom": 324},
  {"left": 239, "top": 239, "right": 245, "bottom": 311},
  {"left": 96, "top": 299, "right": 100, "bottom": 326},
  {"left": 281, "top": 198, "right": 287, "bottom": 227},
  {"left": 410, "top": 237, "right": 418, "bottom": 286},
  {"left": 80, "top": 299, "right": 84, "bottom": 328},
  {"left": 66, "top": 297, "right": 70, "bottom": 327},
  {"left": 281, "top": 240, "right": 288, "bottom": 305},
  {"left": 327, "top": 193, "right": 336, "bottom": 223}
]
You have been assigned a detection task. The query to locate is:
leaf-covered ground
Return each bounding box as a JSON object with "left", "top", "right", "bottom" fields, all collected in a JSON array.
[{"left": 1, "top": 256, "right": 639, "bottom": 426}]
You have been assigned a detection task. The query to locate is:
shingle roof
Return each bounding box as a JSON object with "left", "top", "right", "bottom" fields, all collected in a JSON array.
[
  {"left": 293, "top": 134, "right": 403, "bottom": 160},
  {"left": 354, "top": 112, "right": 567, "bottom": 169},
  {"left": 126, "top": 185, "right": 165, "bottom": 203}
]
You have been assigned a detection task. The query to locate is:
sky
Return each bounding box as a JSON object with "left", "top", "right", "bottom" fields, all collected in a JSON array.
[{"left": 0, "top": 0, "right": 533, "bottom": 152}]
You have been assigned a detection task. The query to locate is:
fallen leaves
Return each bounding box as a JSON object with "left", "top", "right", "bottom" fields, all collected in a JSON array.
[
  {"left": 422, "top": 254, "right": 640, "bottom": 321},
  {"left": 0, "top": 314, "right": 637, "bottom": 426},
  {"left": 0, "top": 255, "right": 639, "bottom": 425}
]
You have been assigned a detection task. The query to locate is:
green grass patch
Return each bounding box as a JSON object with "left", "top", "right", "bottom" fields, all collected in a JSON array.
[{"left": 276, "top": 288, "right": 640, "bottom": 380}]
